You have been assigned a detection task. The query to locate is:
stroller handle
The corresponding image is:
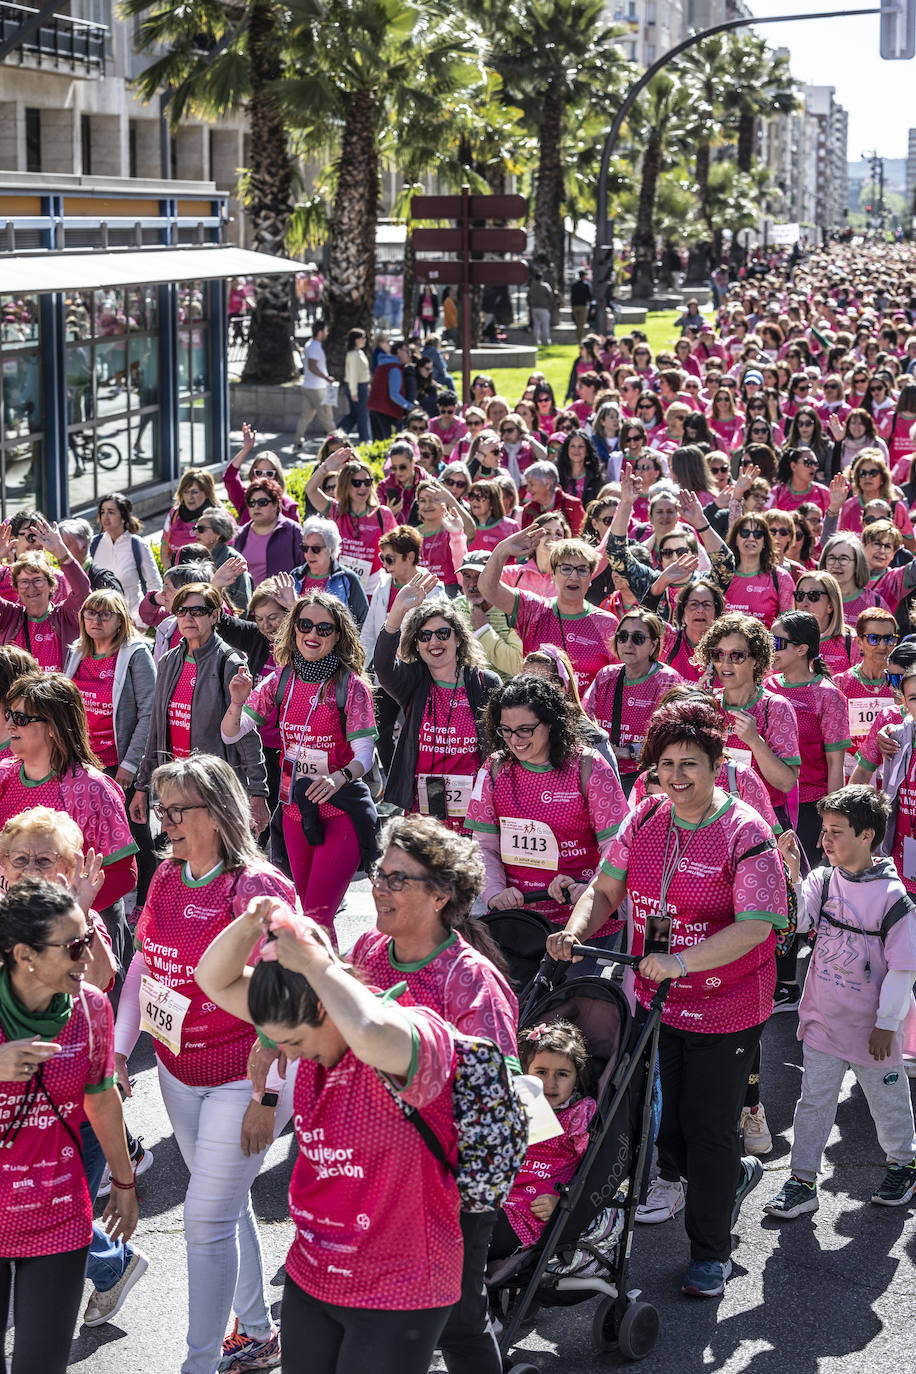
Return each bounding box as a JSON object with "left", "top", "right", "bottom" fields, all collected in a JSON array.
[
  {"left": 486, "top": 888, "right": 553, "bottom": 910},
  {"left": 571, "top": 943, "right": 642, "bottom": 968}
]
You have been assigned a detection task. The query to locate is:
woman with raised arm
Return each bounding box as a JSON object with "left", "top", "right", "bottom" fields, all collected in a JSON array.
[
  {"left": 0, "top": 515, "right": 90, "bottom": 669},
  {"left": 305, "top": 449, "right": 397, "bottom": 594},
  {"left": 225, "top": 423, "right": 301, "bottom": 524}
]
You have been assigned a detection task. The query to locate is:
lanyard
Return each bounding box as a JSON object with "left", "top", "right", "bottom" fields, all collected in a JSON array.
[
  {"left": 281, "top": 673, "right": 329, "bottom": 791},
  {"left": 428, "top": 680, "right": 459, "bottom": 775}
]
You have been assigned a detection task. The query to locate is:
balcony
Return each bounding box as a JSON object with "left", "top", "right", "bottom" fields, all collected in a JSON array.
[{"left": 0, "top": 2, "right": 106, "bottom": 75}]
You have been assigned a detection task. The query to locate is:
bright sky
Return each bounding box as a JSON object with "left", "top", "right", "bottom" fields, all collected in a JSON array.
[{"left": 746, "top": 0, "right": 912, "bottom": 161}]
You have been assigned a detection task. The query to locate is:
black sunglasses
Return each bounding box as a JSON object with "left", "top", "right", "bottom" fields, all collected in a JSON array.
[
  {"left": 417, "top": 626, "right": 453, "bottom": 642},
  {"left": 349, "top": 477, "right": 372, "bottom": 488},
  {"left": 247, "top": 496, "right": 274, "bottom": 508},
  {"left": 45, "top": 931, "right": 95, "bottom": 962},
  {"left": 3, "top": 709, "right": 45, "bottom": 727},
  {"left": 296, "top": 618, "right": 336, "bottom": 636}
]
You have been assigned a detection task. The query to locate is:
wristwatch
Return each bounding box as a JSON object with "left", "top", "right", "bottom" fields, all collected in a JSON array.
[
  {"left": 251, "top": 1089, "right": 279, "bottom": 1108},
  {"left": 340, "top": 765, "right": 354, "bottom": 783}
]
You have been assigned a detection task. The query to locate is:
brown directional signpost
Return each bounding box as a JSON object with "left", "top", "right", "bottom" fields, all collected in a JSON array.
[{"left": 411, "top": 184, "right": 528, "bottom": 403}]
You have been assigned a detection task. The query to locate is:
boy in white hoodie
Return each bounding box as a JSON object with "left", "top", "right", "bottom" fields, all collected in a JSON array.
[{"left": 766, "top": 785, "right": 916, "bottom": 1217}]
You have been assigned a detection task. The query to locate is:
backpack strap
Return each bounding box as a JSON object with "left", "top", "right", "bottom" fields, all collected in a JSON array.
[
  {"left": 727, "top": 759, "right": 738, "bottom": 793},
  {"left": 610, "top": 668, "right": 626, "bottom": 746},
  {"left": 844, "top": 632, "right": 852, "bottom": 659},
  {"left": 578, "top": 749, "right": 595, "bottom": 799},
  {"left": 667, "top": 627, "right": 684, "bottom": 665},
  {"left": 89, "top": 532, "right": 101, "bottom": 557},
  {"left": 879, "top": 893, "right": 916, "bottom": 943},
  {"left": 771, "top": 569, "right": 779, "bottom": 601},
  {"left": 131, "top": 535, "right": 148, "bottom": 597},
  {"left": 335, "top": 668, "right": 351, "bottom": 737}
]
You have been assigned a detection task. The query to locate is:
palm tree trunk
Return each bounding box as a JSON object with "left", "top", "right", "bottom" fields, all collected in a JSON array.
[
  {"left": 239, "top": 0, "right": 296, "bottom": 385},
  {"left": 324, "top": 89, "right": 379, "bottom": 378},
  {"left": 631, "top": 133, "right": 661, "bottom": 300},
  {"left": 696, "top": 142, "right": 711, "bottom": 231},
  {"left": 737, "top": 111, "right": 755, "bottom": 174},
  {"left": 401, "top": 230, "right": 416, "bottom": 339},
  {"left": 533, "top": 82, "right": 565, "bottom": 299}
]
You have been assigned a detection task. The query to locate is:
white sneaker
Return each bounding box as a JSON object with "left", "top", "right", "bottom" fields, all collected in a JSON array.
[
  {"left": 635, "top": 1176, "right": 685, "bottom": 1225},
  {"left": 741, "top": 1105, "right": 773, "bottom": 1156},
  {"left": 83, "top": 1251, "right": 149, "bottom": 1327}
]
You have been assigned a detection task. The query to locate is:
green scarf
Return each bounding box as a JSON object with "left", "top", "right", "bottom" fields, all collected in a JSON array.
[{"left": 0, "top": 963, "right": 72, "bottom": 1042}]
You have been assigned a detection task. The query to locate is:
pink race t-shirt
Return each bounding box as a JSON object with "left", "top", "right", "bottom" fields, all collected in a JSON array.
[
  {"left": 414, "top": 682, "right": 481, "bottom": 833},
  {"left": 328, "top": 502, "right": 397, "bottom": 587},
  {"left": 856, "top": 703, "right": 901, "bottom": 773},
  {"left": 601, "top": 794, "right": 786, "bottom": 1031},
  {"left": 839, "top": 495, "right": 913, "bottom": 542},
  {"left": 469, "top": 517, "right": 521, "bottom": 553},
  {"left": 502, "top": 1096, "right": 596, "bottom": 1246},
  {"left": 0, "top": 984, "right": 114, "bottom": 1258},
  {"left": 16, "top": 612, "right": 62, "bottom": 670},
  {"left": 833, "top": 665, "right": 896, "bottom": 757},
  {"left": 715, "top": 687, "right": 800, "bottom": 813},
  {"left": 660, "top": 624, "right": 703, "bottom": 682},
  {"left": 421, "top": 529, "right": 461, "bottom": 587},
  {"left": 286, "top": 1003, "right": 462, "bottom": 1309},
  {"left": 135, "top": 860, "right": 297, "bottom": 1087},
  {"left": 241, "top": 529, "right": 272, "bottom": 589},
  {"left": 168, "top": 656, "right": 197, "bottom": 758},
  {"left": 771, "top": 482, "right": 830, "bottom": 515},
  {"left": 429, "top": 416, "right": 468, "bottom": 457},
  {"left": 765, "top": 674, "right": 852, "bottom": 802},
  {"left": 0, "top": 760, "right": 135, "bottom": 867},
  {"left": 723, "top": 567, "right": 794, "bottom": 626},
  {"left": 74, "top": 652, "right": 118, "bottom": 767},
  {"left": 350, "top": 927, "right": 518, "bottom": 1062},
  {"left": 509, "top": 590, "right": 618, "bottom": 695},
  {"left": 583, "top": 662, "right": 683, "bottom": 774}
]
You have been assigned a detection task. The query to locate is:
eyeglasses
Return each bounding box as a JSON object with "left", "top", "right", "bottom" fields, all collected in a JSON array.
[
  {"left": 380, "top": 554, "right": 397, "bottom": 566},
  {"left": 795, "top": 588, "right": 825, "bottom": 603},
  {"left": 468, "top": 419, "right": 485, "bottom": 428},
  {"left": 176, "top": 604, "right": 214, "bottom": 620},
  {"left": 84, "top": 609, "right": 115, "bottom": 622},
  {"left": 3, "top": 710, "right": 45, "bottom": 727},
  {"left": 636, "top": 402, "right": 655, "bottom": 411},
  {"left": 886, "top": 670, "right": 904, "bottom": 690},
  {"left": 624, "top": 435, "right": 645, "bottom": 444},
  {"left": 303, "top": 543, "right": 327, "bottom": 555},
  {"left": 247, "top": 496, "right": 274, "bottom": 508},
  {"left": 794, "top": 383, "right": 810, "bottom": 392},
  {"left": 556, "top": 564, "right": 590, "bottom": 578},
  {"left": 710, "top": 648, "right": 749, "bottom": 664},
  {"left": 798, "top": 456, "right": 818, "bottom": 467},
  {"left": 769, "top": 528, "right": 793, "bottom": 539},
  {"left": 870, "top": 385, "right": 887, "bottom": 393},
  {"left": 825, "top": 553, "right": 853, "bottom": 566},
  {"left": 6, "top": 852, "right": 60, "bottom": 873},
  {"left": 863, "top": 632, "right": 898, "bottom": 646},
  {"left": 771, "top": 635, "right": 800, "bottom": 651},
  {"left": 251, "top": 467, "right": 277, "bottom": 479},
  {"left": 857, "top": 468, "right": 881, "bottom": 479},
  {"left": 192, "top": 523, "right": 213, "bottom": 535},
  {"left": 797, "top": 418, "right": 815, "bottom": 426},
  {"left": 16, "top": 577, "right": 48, "bottom": 592},
  {"left": 392, "top": 465, "right": 412, "bottom": 476},
  {"left": 868, "top": 540, "right": 894, "bottom": 552},
  {"left": 153, "top": 802, "right": 209, "bottom": 825},
  {"left": 369, "top": 864, "right": 429, "bottom": 892},
  {"left": 438, "top": 406, "right": 456, "bottom": 414},
  {"left": 296, "top": 618, "right": 336, "bottom": 636},
  {"left": 444, "top": 477, "right": 468, "bottom": 489},
  {"left": 750, "top": 427, "right": 770, "bottom": 436},
  {"left": 349, "top": 477, "right": 372, "bottom": 489},
  {"left": 736, "top": 526, "right": 763, "bottom": 540},
  {"left": 417, "top": 626, "right": 453, "bottom": 643},
  {"left": 616, "top": 629, "right": 650, "bottom": 645},
  {"left": 661, "top": 547, "right": 690, "bottom": 559},
  {"left": 496, "top": 722, "right": 543, "bottom": 740},
  {"left": 44, "top": 931, "right": 95, "bottom": 963}
]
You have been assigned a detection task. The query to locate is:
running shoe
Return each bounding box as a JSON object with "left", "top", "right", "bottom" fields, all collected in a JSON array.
[
  {"left": 871, "top": 1160, "right": 916, "bottom": 1207},
  {"left": 731, "top": 1155, "right": 764, "bottom": 1229},
  {"left": 763, "top": 1177, "right": 819, "bottom": 1219},
  {"left": 772, "top": 984, "right": 801, "bottom": 1014},
  {"left": 97, "top": 1136, "right": 153, "bottom": 1199},
  {"left": 635, "top": 1176, "right": 685, "bottom": 1224},
  {"left": 83, "top": 1251, "right": 149, "bottom": 1327},
  {"left": 741, "top": 1105, "right": 773, "bottom": 1155},
  {"left": 682, "top": 1258, "right": 732, "bottom": 1298},
  {"left": 218, "top": 1321, "right": 281, "bottom": 1372}
]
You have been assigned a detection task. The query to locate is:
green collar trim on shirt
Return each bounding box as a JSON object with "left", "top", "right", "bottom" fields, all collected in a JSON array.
[
  {"left": 722, "top": 685, "right": 764, "bottom": 711},
  {"left": 733, "top": 569, "right": 766, "bottom": 579},
  {"left": 180, "top": 860, "right": 225, "bottom": 888},
  {"left": 622, "top": 663, "right": 661, "bottom": 686},
  {"left": 430, "top": 679, "right": 460, "bottom": 690},
  {"left": 18, "top": 764, "right": 56, "bottom": 788},
  {"left": 25, "top": 610, "right": 51, "bottom": 624},
  {"left": 91, "top": 650, "right": 116, "bottom": 660},
  {"left": 852, "top": 666, "right": 886, "bottom": 686},
  {"left": 419, "top": 524, "right": 443, "bottom": 537},
  {"left": 550, "top": 598, "right": 590, "bottom": 620},
  {"left": 673, "top": 796, "right": 735, "bottom": 830},
  {"left": 477, "top": 517, "right": 503, "bottom": 530},
  {"left": 788, "top": 481, "right": 814, "bottom": 496},
  {"left": 387, "top": 930, "right": 457, "bottom": 972},
  {"left": 518, "top": 760, "right": 554, "bottom": 772},
  {"left": 841, "top": 592, "right": 862, "bottom": 603},
  {"left": 776, "top": 673, "right": 822, "bottom": 687}
]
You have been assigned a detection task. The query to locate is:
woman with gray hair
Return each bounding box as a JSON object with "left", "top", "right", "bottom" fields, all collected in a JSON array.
[
  {"left": 114, "top": 755, "right": 298, "bottom": 1374},
  {"left": 373, "top": 571, "right": 500, "bottom": 821},
  {"left": 194, "top": 506, "right": 252, "bottom": 612},
  {"left": 818, "top": 531, "right": 887, "bottom": 622},
  {"left": 292, "top": 514, "right": 369, "bottom": 626},
  {"left": 519, "top": 459, "right": 585, "bottom": 535}
]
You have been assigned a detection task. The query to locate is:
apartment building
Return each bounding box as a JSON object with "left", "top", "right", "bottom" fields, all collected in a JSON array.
[{"left": 610, "top": 0, "right": 687, "bottom": 65}]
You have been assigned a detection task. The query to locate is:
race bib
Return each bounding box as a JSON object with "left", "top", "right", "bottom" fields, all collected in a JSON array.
[
  {"left": 904, "top": 836, "right": 916, "bottom": 882},
  {"left": 499, "top": 817, "right": 559, "bottom": 871},
  {"left": 848, "top": 697, "right": 881, "bottom": 739},
  {"left": 417, "top": 773, "right": 474, "bottom": 818},
  {"left": 339, "top": 552, "right": 373, "bottom": 587},
  {"left": 280, "top": 748, "right": 329, "bottom": 804},
  {"left": 140, "top": 974, "right": 190, "bottom": 1057},
  {"left": 727, "top": 747, "right": 753, "bottom": 769}
]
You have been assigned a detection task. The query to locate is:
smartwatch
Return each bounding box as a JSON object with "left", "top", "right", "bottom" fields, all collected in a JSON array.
[
  {"left": 251, "top": 1090, "right": 279, "bottom": 1108},
  {"left": 340, "top": 765, "right": 354, "bottom": 783}
]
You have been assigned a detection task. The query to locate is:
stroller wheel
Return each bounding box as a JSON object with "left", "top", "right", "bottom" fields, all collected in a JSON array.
[{"left": 616, "top": 1300, "right": 660, "bottom": 1360}]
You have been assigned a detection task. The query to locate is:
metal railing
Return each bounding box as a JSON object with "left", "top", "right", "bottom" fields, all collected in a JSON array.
[{"left": 0, "top": 2, "right": 107, "bottom": 71}]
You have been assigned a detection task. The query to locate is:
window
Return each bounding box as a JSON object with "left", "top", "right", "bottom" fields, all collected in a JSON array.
[
  {"left": 1, "top": 294, "right": 43, "bottom": 520},
  {"left": 25, "top": 110, "right": 41, "bottom": 174},
  {"left": 129, "top": 119, "right": 137, "bottom": 179},
  {"left": 177, "top": 281, "right": 212, "bottom": 468},
  {"left": 81, "top": 114, "right": 92, "bottom": 176}
]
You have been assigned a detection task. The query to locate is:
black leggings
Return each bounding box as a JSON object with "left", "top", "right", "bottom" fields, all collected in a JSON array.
[
  {"left": 0, "top": 1247, "right": 89, "bottom": 1374},
  {"left": 281, "top": 1278, "right": 451, "bottom": 1374}
]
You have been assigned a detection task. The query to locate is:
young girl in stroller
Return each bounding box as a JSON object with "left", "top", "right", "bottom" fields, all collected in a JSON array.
[{"left": 490, "top": 1021, "right": 597, "bottom": 1258}]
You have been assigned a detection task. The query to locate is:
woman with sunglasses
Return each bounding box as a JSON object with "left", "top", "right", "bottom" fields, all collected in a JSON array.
[
  {"left": 413, "top": 429, "right": 443, "bottom": 475},
  {"left": 792, "top": 570, "right": 857, "bottom": 677},
  {"left": 467, "top": 478, "right": 520, "bottom": 553},
  {"left": 231, "top": 477, "right": 306, "bottom": 586},
  {"left": 0, "top": 671, "right": 138, "bottom": 957},
  {"left": 634, "top": 390, "right": 664, "bottom": 436},
  {"left": 723, "top": 515, "right": 794, "bottom": 627},
  {"left": 771, "top": 446, "right": 830, "bottom": 517},
  {"left": 64, "top": 589, "right": 157, "bottom": 908},
  {"left": 160, "top": 469, "right": 223, "bottom": 568},
  {"left": 783, "top": 372, "right": 814, "bottom": 420},
  {"left": 414, "top": 479, "right": 473, "bottom": 597},
  {"left": 762, "top": 509, "right": 805, "bottom": 583},
  {"left": 833, "top": 608, "right": 900, "bottom": 777},
  {"left": 498, "top": 412, "right": 540, "bottom": 489},
  {"left": 467, "top": 674, "right": 625, "bottom": 922},
  {"left": 0, "top": 879, "right": 137, "bottom": 1374},
  {"left": 429, "top": 389, "right": 467, "bottom": 458},
  {"left": 225, "top": 423, "right": 300, "bottom": 524},
  {"left": 116, "top": 756, "right": 297, "bottom": 1374},
  {"left": 783, "top": 408, "right": 832, "bottom": 479},
  {"left": 132, "top": 582, "right": 269, "bottom": 836},
  {"left": 531, "top": 383, "right": 558, "bottom": 441},
  {"left": 768, "top": 611, "right": 851, "bottom": 867},
  {"left": 293, "top": 516, "right": 370, "bottom": 627},
  {"left": 707, "top": 386, "right": 743, "bottom": 451},
  {"left": 739, "top": 402, "right": 780, "bottom": 455},
  {"left": 582, "top": 610, "right": 682, "bottom": 794},
  {"left": 307, "top": 457, "right": 396, "bottom": 595},
  {"left": 453, "top": 408, "right": 486, "bottom": 461},
  {"left": 863, "top": 374, "right": 896, "bottom": 440},
  {"left": 374, "top": 574, "right": 499, "bottom": 830},
  {"left": 192, "top": 507, "right": 252, "bottom": 613},
  {"left": 837, "top": 450, "right": 915, "bottom": 550},
  {"left": 590, "top": 401, "right": 622, "bottom": 479}
]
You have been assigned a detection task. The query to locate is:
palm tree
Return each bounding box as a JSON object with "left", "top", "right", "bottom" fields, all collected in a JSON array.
[
  {"left": 627, "top": 73, "right": 698, "bottom": 300},
  {"left": 123, "top": 0, "right": 299, "bottom": 384},
  {"left": 724, "top": 35, "right": 798, "bottom": 174},
  {"left": 673, "top": 34, "right": 734, "bottom": 239},
  {"left": 488, "top": 0, "right": 630, "bottom": 299},
  {"left": 279, "top": 0, "right": 483, "bottom": 374}
]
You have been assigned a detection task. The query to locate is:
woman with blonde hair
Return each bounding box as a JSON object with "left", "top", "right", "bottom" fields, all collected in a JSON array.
[
  {"left": 838, "top": 449, "right": 914, "bottom": 548},
  {"left": 64, "top": 589, "right": 157, "bottom": 903},
  {"left": 222, "top": 592, "right": 377, "bottom": 927}
]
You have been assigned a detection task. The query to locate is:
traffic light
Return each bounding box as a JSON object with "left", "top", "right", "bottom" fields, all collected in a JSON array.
[{"left": 880, "top": 0, "right": 916, "bottom": 59}]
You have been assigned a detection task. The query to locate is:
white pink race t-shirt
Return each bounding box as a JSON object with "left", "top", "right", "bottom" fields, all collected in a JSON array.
[
  {"left": 509, "top": 590, "right": 618, "bottom": 695},
  {"left": 502, "top": 1095, "right": 595, "bottom": 1246}
]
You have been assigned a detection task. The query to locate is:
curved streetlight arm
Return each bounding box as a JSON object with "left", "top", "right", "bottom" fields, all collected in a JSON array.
[{"left": 593, "top": 6, "right": 885, "bottom": 330}]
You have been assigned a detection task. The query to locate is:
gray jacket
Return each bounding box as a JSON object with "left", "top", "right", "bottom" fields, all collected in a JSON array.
[
  {"left": 63, "top": 639, "right": 156, "bottom": 779},
  {"left": 134, "top": 631, "right": 267, "bottom": 796}
]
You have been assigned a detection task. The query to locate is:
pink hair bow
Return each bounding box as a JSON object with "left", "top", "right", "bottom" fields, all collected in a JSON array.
[
  {"left": 537, "top": 644, "right": 570, "bottom": 687},
  {"left": 524, "top": 1023, "right": 550, "bottom": 1043}
]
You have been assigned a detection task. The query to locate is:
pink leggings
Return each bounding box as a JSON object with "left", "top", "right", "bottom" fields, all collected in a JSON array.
[{"left": 282, "top": 806, "right": 361, "bottom": 930}]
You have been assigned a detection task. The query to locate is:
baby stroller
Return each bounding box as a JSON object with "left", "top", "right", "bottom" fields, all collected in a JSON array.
[{"left": 481, "top": 904, "right": 670, "bottom": 1365}]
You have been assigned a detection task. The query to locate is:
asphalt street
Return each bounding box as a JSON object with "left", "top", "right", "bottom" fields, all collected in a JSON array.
[{"left": 21, "top": 886, "right": 916, "bottom": 1374}]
